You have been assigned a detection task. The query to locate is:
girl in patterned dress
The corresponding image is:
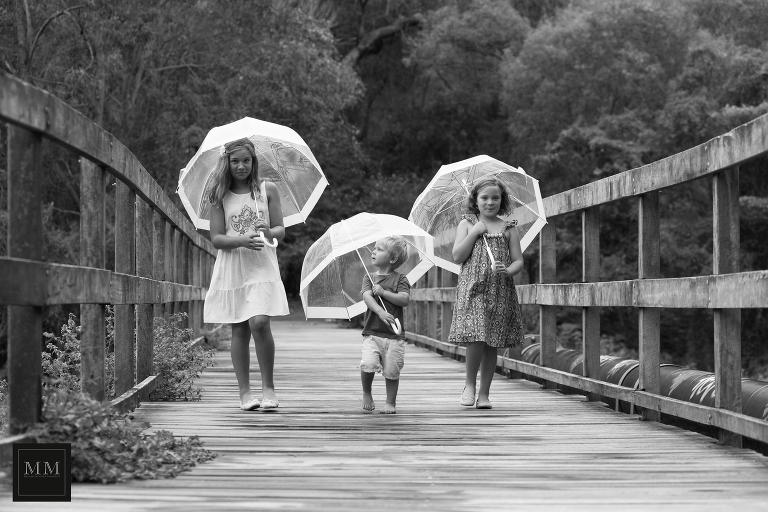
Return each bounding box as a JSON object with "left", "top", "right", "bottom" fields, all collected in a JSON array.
[
  {"left": 448, "top": 177, "right": 524, "bottom": 409},
  {"left": 204, "top": 138, "right": 289, "bottom": 411}
]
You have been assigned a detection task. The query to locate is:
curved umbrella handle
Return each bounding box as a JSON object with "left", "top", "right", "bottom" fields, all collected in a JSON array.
[
  {"left": 388, "top": 318, "right": 402, "bottom": 335},
  {"left": 259, "top": 231, "right": 278, "bottom": 248}
]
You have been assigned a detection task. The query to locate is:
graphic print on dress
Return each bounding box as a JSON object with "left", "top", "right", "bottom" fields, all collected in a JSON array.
[{"left": 230, "top": 204, "right": 259, "bottom": 235}]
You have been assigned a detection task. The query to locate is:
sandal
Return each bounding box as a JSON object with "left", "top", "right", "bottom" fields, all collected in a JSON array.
[
  {"left": 475, "top": 399, "right": 492, "bottom": 410},
  {"left": 240, "top": 398, "right": 261, "bottom": 411},
  {"left": 261, "top": 398, "right": 279, "bottom": 410},
  {"left": 460, "top": 386, "right": 475, "bottom": 407}
]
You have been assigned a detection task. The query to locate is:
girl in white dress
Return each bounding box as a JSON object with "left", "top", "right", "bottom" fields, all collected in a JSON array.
[{"left": 204, "top": 138, "right": 289, "bottom": 411}]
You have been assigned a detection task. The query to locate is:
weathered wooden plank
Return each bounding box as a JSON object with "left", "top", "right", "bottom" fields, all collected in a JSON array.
[
  {"left": 713, "top": 167, "right": 742, "bottom": 447},
  {"left": 409, "top": 287, "right": 455, "bottom": 302},
  {"left": 110, "top": 375, "right": 161, "bottom": 414},
  {"left": 495, "top": 358, "right": 768, "bottom": 443},
  {"left": 582, "top": 208, "right": 600, "bottom": 401},
  {"left": 114, "top": 180, "right": 136, "bottom": 398},
  {"left": 136, "top": 198, "right": 154, "bottom": 393},
  {"left": 639, "top": 191, "right": 661, "bottom": 422},
  {"left": 79, "top": 158, "right": 106, "bottom": 400},
  {"left": 516, "top": 271, "right": 768, "bottom": 308},
  {"left": 152, "top": 211, "right": 166, "bottom": 319},
  {"left": 440, "top": 269, "right": 454, "bottom": 342},
  {"left": 427, "top": 268, "right": 438, "bottom": 339},
  {"left": 542, "top": 112, "right": 768, "bottom": 217},
  {"left": 0, "top": 73, "right": 215, "bottom": 256},
  {"left": 6, "top": 125, "right": 43, "bottom": 432},
  {"left": 539, "top": 221, "right": 557, "bottom": 379}
]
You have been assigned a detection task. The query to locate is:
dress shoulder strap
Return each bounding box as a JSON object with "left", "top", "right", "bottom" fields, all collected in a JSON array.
[
  {"left": 461, "top": 213, "right": 477, "bottom": 225},
  {"left": 503, "top": 219, "right": 518, "bottom": 229}
]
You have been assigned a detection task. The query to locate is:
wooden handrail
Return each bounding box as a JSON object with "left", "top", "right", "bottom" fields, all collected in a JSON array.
[
  {"left": 407, "top": 112, "right": 768, "bottom": 447},
  {"left": 1, "top": 73, "right": 215, "bottom": 432}
]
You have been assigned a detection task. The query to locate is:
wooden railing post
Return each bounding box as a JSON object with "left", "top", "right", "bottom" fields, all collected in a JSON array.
[
  {"left": 192, "top": 246, "right": 200, "bottom": 335},
  {"left": 713, "top": 167, "right": 742, "bottom": 447},
  {"left": 415, "top": 276, "right": 428, "bottom": 338},
  {"left": 7, "top": 125, "right": 43, "bottom": 432},
  {"left": 539, "top": 219, "right": 557, "bottom": 389},
  {"left": 173, "top": 228, "right": 182, "bottom": 316},
  {"left": 152, "top": 212, "right": 166, "bottom": 320},
  {"left": 639, "top": 192, "right": 661, "bottom": 421},
  {"left": 441, "top": 269, "right": 455, "bottom": 342},
  {"left": 80, "top": 159, "right": 106, "bottom": 400},
  {"left": 136, "top": 198, "right": 154, "bottom": 398},
  {"left": 427, "top": 267, "right": 438, "bottom": 340},
  {"left": 114, "top": 180, "right": 136, "bottom": 397},
  {"left": 582, "top": 207, "right": 600, "bottom": 401},
  {"left": 164, "top": 223, "right": 173, "bottom": 319}
]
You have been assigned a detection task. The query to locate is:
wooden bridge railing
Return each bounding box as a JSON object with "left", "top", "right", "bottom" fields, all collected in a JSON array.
[
  {"left": 407, "top": 112, "right": 768, "bottom": 447},
  {"left": 0, "top": 73, "right": 216, "bottom": 436}
]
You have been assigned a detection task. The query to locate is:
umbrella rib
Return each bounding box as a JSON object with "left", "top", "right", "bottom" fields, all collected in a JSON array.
[{"left": 253, "top": 141, "right": 304, "bottom": 216}]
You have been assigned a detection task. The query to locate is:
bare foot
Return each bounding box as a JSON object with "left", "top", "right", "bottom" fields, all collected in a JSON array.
[
  {"left": 380, "top": 403, "right": 396, "bottom": 414},
  {"left": 362, "top": 393, "right": 375, "bottom": 412}
]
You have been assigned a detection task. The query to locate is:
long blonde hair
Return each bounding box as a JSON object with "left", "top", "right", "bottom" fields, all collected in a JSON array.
[{"left": 207, "top": 138, "right": 260, "bottom": 207}]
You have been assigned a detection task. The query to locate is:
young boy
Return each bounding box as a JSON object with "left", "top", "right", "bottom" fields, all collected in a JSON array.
[{"left": 360, "top": 236, "right": 411, "bottom": 414}]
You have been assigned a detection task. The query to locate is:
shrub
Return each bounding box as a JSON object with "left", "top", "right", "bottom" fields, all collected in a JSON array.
[
  {"left": 150, "top": 313, "right": 215, "bottom": 401},
  {"left": 41, "top": 313, "right": 82, "bottom": 394},
  {"left": 25, "top": 387, "right": 216, "bottom": 483}
]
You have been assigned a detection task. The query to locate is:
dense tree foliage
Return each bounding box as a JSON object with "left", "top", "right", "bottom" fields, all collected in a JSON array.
[{"left": 1, "top": 0, "right": 767, "bottom": 377}]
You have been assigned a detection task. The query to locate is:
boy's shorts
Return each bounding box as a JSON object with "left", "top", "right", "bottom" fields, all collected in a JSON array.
[{"left": 359, "top": 335, "right": 406, "bottom": 380}]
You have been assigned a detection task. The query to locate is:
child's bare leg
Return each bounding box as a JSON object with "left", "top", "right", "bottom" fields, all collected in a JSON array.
[
  {"left": 477, "top": 345, "right": 498, "bottom": 402},
  {"left": 231, "top": 321, "right": 254, "bottom": 404},
  {"left": 382, "top": 378, "right": 398, "bottom": 414},
  {"left": 249, "top": 315, "right": 276, "bottom": 402},
  {"left": 463, "top": 341, "right": 485, "bottom": 400},
  {"left": 361, "top": 371, "right": 375, "bottom": 411}
]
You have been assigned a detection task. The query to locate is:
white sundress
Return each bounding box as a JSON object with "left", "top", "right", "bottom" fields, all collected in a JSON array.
[{"left": 204, "top": 181, "right": 289, "bottom": 323}]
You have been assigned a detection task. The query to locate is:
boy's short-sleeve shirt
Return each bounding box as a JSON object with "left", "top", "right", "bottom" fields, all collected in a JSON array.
[{"left": 361, "top": 272, "right": 410, "bottom": 340}]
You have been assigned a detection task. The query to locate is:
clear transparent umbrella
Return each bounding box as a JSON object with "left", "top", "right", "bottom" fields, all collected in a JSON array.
[
  {"left": 409, "top": 155, "right": 546, "bottom": 274},
  {"left": 177, "top": 117, "right": 328, "bottom": 231},
  {"left": 300, "top": 213, "right": 435, "bottom": 332}
]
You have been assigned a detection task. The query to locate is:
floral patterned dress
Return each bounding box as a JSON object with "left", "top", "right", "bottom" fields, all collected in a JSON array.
[{"left": 448, "top": 215, "right": 524, "bottom": 348}]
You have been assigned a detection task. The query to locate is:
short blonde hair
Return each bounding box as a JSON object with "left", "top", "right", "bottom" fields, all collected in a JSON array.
[{"left": 380, "top": 236, "right": 409, "bottom": 268}]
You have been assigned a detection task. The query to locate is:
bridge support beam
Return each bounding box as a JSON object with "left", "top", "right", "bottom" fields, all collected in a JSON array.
[
  {"left": 713, "top": 167, "right": 741, "bottom": 448},
  {"left": 539, "top": 220, "right": 557, "bottom": 390},
  {"left": 7, "top": 125, "right": 43, "bottom": 432},
  {"left": 582, "top": 207, "right": 600, "bottom": 401},
  {"left": 639, "top": 191, "right": 661, "bottom": 422}
]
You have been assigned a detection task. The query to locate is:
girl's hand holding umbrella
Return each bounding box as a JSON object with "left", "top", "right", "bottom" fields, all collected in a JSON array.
[
  {"left": 241, "top": 233, "right": 264, "bottom": 251},
  {"left": 376, "top": 309, "right": 396, "bottom": 326},
  {"left": 254, "top": 214, "right": 278, "bottom": 248}
]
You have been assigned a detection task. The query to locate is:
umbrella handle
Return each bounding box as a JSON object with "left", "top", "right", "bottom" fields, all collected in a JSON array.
[
  {"left": 483, "top": 236, "right": 496, "bottom": 267},
  {"left": 259, "top": 231, "right": 278, "bottom": 248},
  {"left": 388, "top": 318, "right": 402, "bottom": 335}
]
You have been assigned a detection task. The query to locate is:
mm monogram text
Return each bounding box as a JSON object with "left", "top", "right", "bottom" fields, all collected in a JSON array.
[{"left": 25, "top": 461, "right": 60, "bottom": 476}]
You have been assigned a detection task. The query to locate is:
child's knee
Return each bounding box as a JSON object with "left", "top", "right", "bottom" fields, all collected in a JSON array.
[{"left": 249, "top": 316, "right": 271, "bottom": 333}]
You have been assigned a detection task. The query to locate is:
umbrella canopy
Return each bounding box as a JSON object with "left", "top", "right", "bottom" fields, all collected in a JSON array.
[
  {"left": 409, "top": 155, "right": 546, "bottom": 274},
  {"left": 300, "top": 213, "right": 435, "bottom": 320},
  {"left": 177, "top": 117, "right": 328, "bottom": 230}
]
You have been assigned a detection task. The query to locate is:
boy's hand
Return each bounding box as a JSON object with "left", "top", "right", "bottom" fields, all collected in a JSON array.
[
  {"left": 377, "top": 310, "right": 395, "bottom": 324},
  {"left": 371, "top": 284, "right": 385, "bottom": 297}
]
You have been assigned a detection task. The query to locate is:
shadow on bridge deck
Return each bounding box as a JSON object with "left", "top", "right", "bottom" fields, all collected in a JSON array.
[{"left": 5, "top": 321, "right": 768, "bottom": 511}]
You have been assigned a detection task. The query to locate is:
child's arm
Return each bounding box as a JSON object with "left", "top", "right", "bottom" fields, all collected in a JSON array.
[
  {"left": 372, "top": 288, "right": 409, "bottom": 307},
  {"left": 497, "top": 227, "right": 524, "bottom": 277},
  {"left": 452, "top": 219, "right": 486, "bottom": 264},
  {"left": 253, "top": 182, "right": 285, "bottom": 242},
  {"left": 363, "top": 290, "right": 395, "bottom": 323},
  {"left": 209, "top": 202, "right": 262, "bottom": 250}
]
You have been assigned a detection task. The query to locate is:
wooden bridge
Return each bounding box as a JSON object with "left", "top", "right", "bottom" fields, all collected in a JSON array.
[{"left": 2, "top": 71, "right": 768, "bottom": 509}]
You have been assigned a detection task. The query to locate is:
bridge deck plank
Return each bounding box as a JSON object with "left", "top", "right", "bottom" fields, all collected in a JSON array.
[{"left": 4, "top": 320, "right": 768, "bottom": 511}]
